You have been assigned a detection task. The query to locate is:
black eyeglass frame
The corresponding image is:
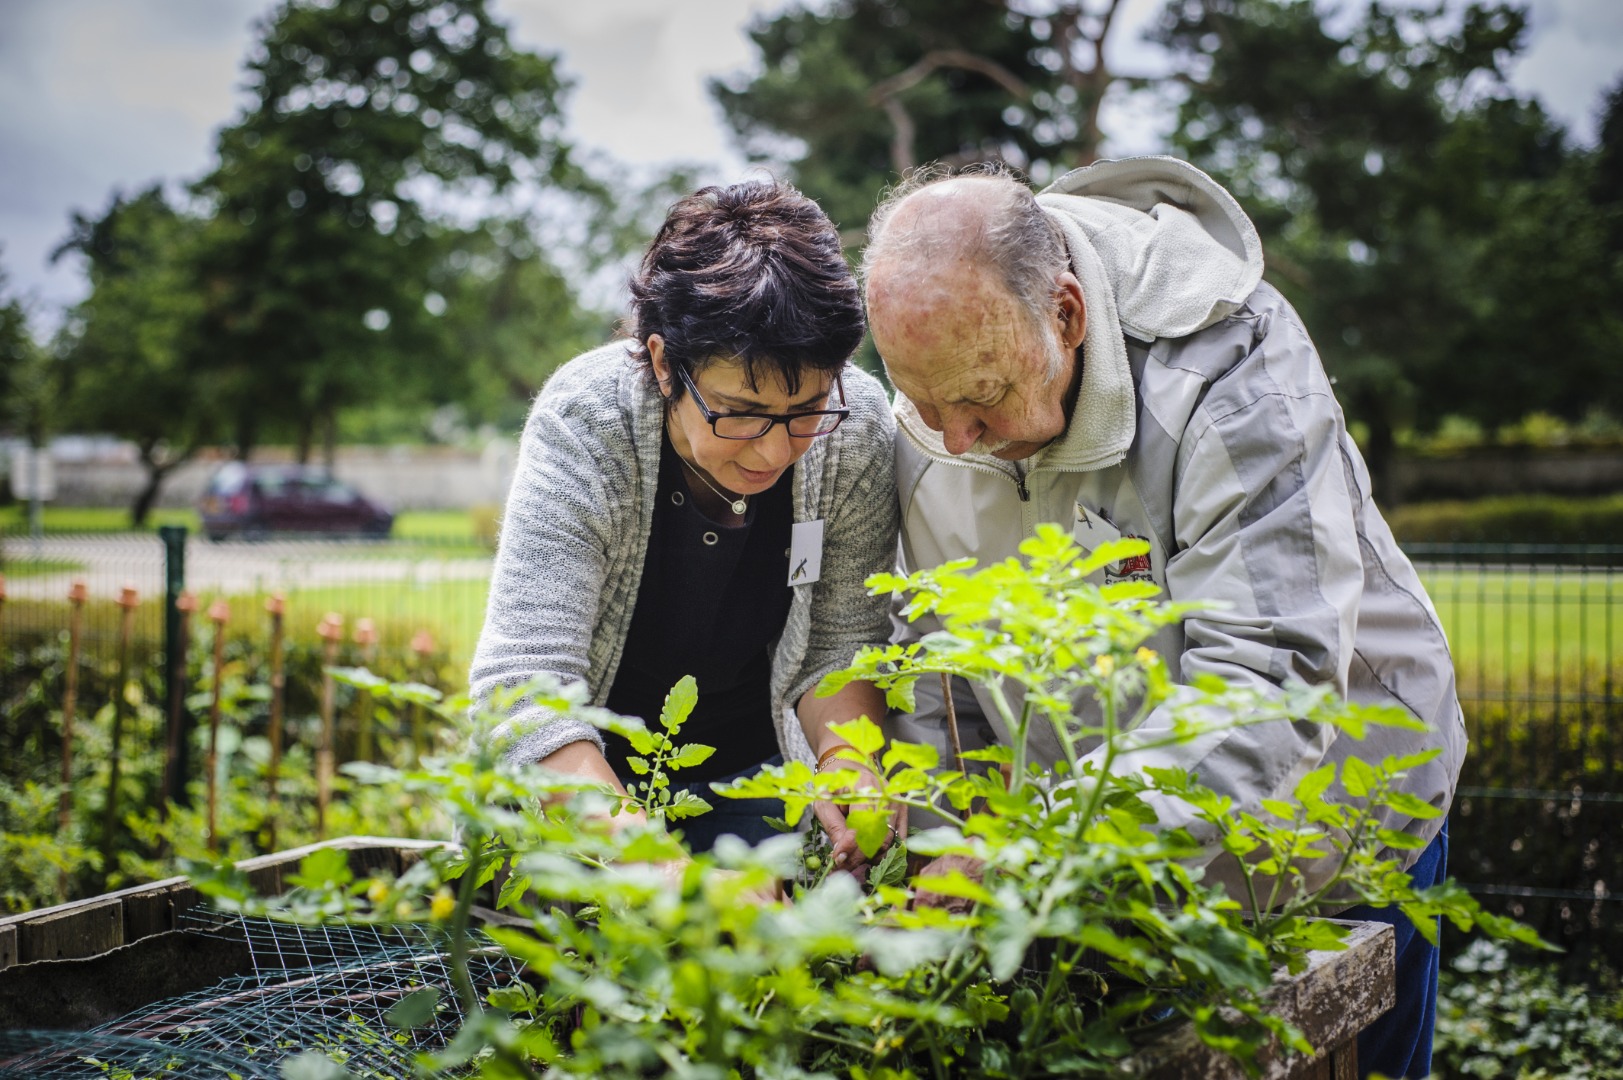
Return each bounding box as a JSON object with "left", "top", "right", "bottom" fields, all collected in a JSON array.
[{"left": 675, "top": 365, "right": 850, "bottom": 440}]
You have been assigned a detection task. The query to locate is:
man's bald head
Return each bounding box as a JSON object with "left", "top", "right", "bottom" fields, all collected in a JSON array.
[{"left": 861, "top": 169, "right": 1069, "bottom": 337}]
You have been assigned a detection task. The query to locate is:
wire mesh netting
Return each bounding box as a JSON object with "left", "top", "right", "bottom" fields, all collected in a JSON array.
[{"left": 0, "top": 911, "right": 525, "bottom": 1079}]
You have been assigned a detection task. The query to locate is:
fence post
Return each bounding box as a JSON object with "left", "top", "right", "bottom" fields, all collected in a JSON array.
[
  {"left": 162, "top": 591, "right": 196, "bottom": 828},
  {"left": 159, "top": 525, "right": 191, "bottom": 806}
]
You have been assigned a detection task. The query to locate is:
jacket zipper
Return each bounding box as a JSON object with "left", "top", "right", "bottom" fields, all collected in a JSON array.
[{"left": 1014, "top": 462, "right": 1030, "bottom": 502}]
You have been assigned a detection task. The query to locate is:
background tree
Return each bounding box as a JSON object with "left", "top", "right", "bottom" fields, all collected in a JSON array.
[
  {"left": 1155, "top": 0, "right": 1621, "bottom": 496},
  {"left": 713, "top": 0, "right": 1156, "bottom": 231},
  {"left": 51, "top": 188, "right": 217, "bottom": 525},
  {"left": 192, "top": 0, "right": 592, "bottom": 462}
]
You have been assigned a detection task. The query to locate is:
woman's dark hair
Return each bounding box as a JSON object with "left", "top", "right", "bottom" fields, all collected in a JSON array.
[{"left": 628, "top": 179, "right": 864, "bottom": 398}]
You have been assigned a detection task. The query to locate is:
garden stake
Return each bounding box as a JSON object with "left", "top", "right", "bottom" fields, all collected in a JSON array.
[
  {"left": 102, "top": 584, "right": 139, "bottom": 871},
  {"left": 162, "top": 590, "right": 197, "bottom": 826},
  {"left": 0, "top": 572, "right": 7, "bottom": 656},
  {"left": 410, "top": 629, "right": 436, "bottom": 763},
  {"left": 265, "top": 593, "right": 286, "bottom": 851},
  {"left": 353, "top": 617, "right": 377, "bottom": 763},
  {"left": 206, "top": 599, "right": 230, "bottom": 852},
  {"left": 59, "top": 579, "right": 87, "bottom": 899},
  {"left": 941, "top": 672, "right": 967, "bottom": 820},
  {"left": 317, "top": 612, "right": 343, "bottom": 840}
]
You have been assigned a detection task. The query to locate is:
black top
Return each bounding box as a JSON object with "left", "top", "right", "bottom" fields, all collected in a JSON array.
[{"left": 602, "top": 436, "right": 795, "bottom": 784}]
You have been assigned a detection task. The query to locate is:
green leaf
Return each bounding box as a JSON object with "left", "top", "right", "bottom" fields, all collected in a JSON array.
[
  {"left": 912, "top": 870, "right": 992, "bottom": 905},
  {"left": 625, "top": 724, "right": 656, "bottom": 756},
  {"left": 281, "top": 1052, "right": 353, "bottom": 1080},
  {"left": 827, "top": 716, "right": 886, "bottom": 758},
  {"left": 663, "top": 790, "right": 713, "bottom": 820},
  {"left": 1342, "top": 756, "right": 1378, "bottom": 798},
  {"left": 883, "top": 677, "right": 918, "bottom": 713},
  {"left": 497, "top": 871, "right": 533, "bottom": 910},
  {"left": 659, "top": 675, "right": 699, "bottom": 734},
  {"left": 1382, "top": 791, "right": 1444, "bottom": 820},
  {"left": 385, "top": 987, "right": 441, "bottom": 1030},
  {"left": 1375, "top": 828, "right": 1430, "bottom": 851},
  {"left": 625, "top": 756, "right": 650, "bottom": 775},
  {"left": 881, "top": 741, "right": 939, "bottom": 772},
  {"left": 848, "top": 806, "right": 892, "bottom": 858},
  {"left": 867, "top": 840, "right": 910, "bottom": 890},
  {"left": 1294, "top": 762, "right": 1336, "bottom": 804},
  {"left": 285, "top": 847, "right": 353, "bottom": 891},
  {"left": 668, "top": 743, "right": 717, "bottom": 770}
]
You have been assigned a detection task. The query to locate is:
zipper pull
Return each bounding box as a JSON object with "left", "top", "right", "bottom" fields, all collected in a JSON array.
[{"left": 1014, "top": 463, "right": 1030, "bottom": 502}]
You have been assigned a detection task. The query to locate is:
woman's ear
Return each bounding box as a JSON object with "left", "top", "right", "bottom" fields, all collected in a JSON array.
[{"left": 647, "top": 334, "right": 673, "bottom": 397}]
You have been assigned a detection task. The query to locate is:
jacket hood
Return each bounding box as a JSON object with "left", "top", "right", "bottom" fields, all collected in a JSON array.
[{"left": 1038, "top": 155, "right": 1264, "bottom": 341}]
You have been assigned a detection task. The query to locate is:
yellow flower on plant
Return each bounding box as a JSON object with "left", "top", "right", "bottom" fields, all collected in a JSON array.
[
  {"left": 366, "top": 879, "right": 389, "bottom": 905},
  {"left": 1093, "top": 654, "right": 1115, "bottom": 676},
  {"left": 1135, "top": 647, "right": 1158, "bottom": 666},
  {"left": 429, "top": 887, "right": 456, "bottom": 922}
]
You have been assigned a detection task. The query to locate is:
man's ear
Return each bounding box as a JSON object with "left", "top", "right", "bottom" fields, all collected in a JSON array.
[
  {"left": 647, "top": 334, "right": 672, "bottom": 397},
  {"left": 1055, "top": 272, "right": 1086, "bottom": 350}
]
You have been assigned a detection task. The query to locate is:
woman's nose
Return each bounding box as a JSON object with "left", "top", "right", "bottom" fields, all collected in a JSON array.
[{"left": 753, "top": 424, "right": 796, "bottom": 468}]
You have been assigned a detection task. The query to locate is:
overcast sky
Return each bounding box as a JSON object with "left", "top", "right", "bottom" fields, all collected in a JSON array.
[{"left": 1, "top": 0, "right": 1618, "bottom": 332}]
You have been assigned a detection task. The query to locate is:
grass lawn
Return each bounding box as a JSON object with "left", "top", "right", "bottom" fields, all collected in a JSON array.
[
  {"left": 0, "top": 506, "right": 202, "bottom": 533},
  {"left": 0, "top": 504, "right": 480, "bottom": 542},
  {"left": 1416, "top": 565, "right": 1621, "bottom": 687}
]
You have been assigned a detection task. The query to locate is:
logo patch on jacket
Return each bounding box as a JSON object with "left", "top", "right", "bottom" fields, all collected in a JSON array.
[{"left": 1106, "top": 537, "right": 1154, "bottom": 584}]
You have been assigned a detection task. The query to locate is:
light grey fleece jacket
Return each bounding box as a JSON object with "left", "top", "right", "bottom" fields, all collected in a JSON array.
[
  {"left": 470, "top": 343, "right": 899, "bottom": 768},
  {"left": 890, "top": 157, "right": 1465, "bottom": 898}
]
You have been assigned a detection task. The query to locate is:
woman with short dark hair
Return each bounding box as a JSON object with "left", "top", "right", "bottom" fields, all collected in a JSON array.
[{"left": 470, "top": 180, "right": 897, "bottom": 864}]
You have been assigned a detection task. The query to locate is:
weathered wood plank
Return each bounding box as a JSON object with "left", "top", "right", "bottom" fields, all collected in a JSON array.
[
  {"left": 0, "top": 924, "right": 16, "bottom": 972},
  {"left": 1118, "top": 920, "right": 1394, "bottom": 1080},
  {"left": 18, "top": 898, "right": 125, "bottom": 964}
]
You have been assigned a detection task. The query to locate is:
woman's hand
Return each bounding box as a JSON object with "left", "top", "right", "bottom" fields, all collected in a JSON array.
[{"left": 811, "top": 752, "right": 902, "bottom": 879}]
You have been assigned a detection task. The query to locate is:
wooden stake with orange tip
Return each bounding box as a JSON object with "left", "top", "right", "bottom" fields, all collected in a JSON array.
[
  {"left": 410, "top": 630, "right": 436, "bottom": 763},
  {"left": 353, "top": 617, "right": 377, "bottom": 764},
  {"left": 58, "top": 580, "right": 88, "bottom": 900},
  {"left": 205, "top": 599, "right": 231, "bottom": 853},
  {"left": 265, "top": 593, "right": 287, "bottom": 851},
  {"left": 316, "top": 612, "right": 343, "bottom": 840},
  {"left": 103, "top": 585, "right": 139, "bottom": 870}
]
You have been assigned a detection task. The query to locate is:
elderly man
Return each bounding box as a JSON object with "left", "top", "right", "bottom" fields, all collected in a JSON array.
[{"left": 862, "top": 157, "right": 1463, "bottom": 1079}]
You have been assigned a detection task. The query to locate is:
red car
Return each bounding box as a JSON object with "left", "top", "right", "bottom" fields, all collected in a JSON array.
[{"left": 199, "top": 463, "right": 393, "bottom": 541}]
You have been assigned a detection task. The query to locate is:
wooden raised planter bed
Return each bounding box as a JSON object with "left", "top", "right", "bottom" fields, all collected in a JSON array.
[{"left": 0, "top": 838, "right": 1394, "bottom": 1078}]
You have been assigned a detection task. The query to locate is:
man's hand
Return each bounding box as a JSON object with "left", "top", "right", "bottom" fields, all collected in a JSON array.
[{"left": 910, "top": 853, "right": 986, "bottom": 914}]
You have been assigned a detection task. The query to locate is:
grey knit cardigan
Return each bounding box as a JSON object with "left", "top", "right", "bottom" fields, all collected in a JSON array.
[{"left": 469, "top": 342, "right": 900, "bottom": 767}]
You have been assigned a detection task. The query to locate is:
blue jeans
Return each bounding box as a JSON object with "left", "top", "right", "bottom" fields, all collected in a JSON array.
[
  {"left": 1341, "top": 821, "right": 1449, "bottom": 1079},
  {"left": 671, "top": 755, "right": 786, "bottom": 853}
]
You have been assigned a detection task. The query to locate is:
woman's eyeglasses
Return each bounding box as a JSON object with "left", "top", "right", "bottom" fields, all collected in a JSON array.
[{"left": 677, "top": 366, "right": 850, "bottom": 440}]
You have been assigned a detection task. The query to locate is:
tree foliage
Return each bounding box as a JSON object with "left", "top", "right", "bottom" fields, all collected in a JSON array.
[
  {"left": 1154, "top": 0, "right": 1623, "bottom": 494},
  {"left": 713, "top": 0, "right": 1153, "bottom": 229},
  {"left": 52, "top": 188, "right": 217, "bottom": 524},
  {"left": 191, "top": 0, "right": 592, "bottom": 459}
]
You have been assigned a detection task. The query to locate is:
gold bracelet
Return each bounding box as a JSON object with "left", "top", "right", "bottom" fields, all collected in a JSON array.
[{"left": 815, "top": 744, "right": 874, "bottom": 773}]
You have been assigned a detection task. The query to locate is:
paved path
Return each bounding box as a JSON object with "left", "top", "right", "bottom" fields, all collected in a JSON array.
[{"left": 1, "top": 534, "right": 492, "bottom": 601}]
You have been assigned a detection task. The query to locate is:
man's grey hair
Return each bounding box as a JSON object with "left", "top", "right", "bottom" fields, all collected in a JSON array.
[{"left": 861, "top": 162, "right": 1070, "bottom": 358}]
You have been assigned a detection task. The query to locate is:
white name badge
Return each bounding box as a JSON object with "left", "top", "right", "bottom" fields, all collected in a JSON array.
[
  {"left": 788, "top": 519, "right": 825, "bottom": 586},
  {"left": 1072, "top": 502, "right": 1121, "bottom": 554}
]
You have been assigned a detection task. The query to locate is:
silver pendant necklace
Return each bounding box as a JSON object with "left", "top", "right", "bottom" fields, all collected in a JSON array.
[{"left": 681, "top": 457, "right": 747, "bottom": 516}]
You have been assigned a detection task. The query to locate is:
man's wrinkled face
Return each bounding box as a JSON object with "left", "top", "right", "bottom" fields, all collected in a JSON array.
[{"left": 868, "top": 261, "right": 1083, "bottom": 461}]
